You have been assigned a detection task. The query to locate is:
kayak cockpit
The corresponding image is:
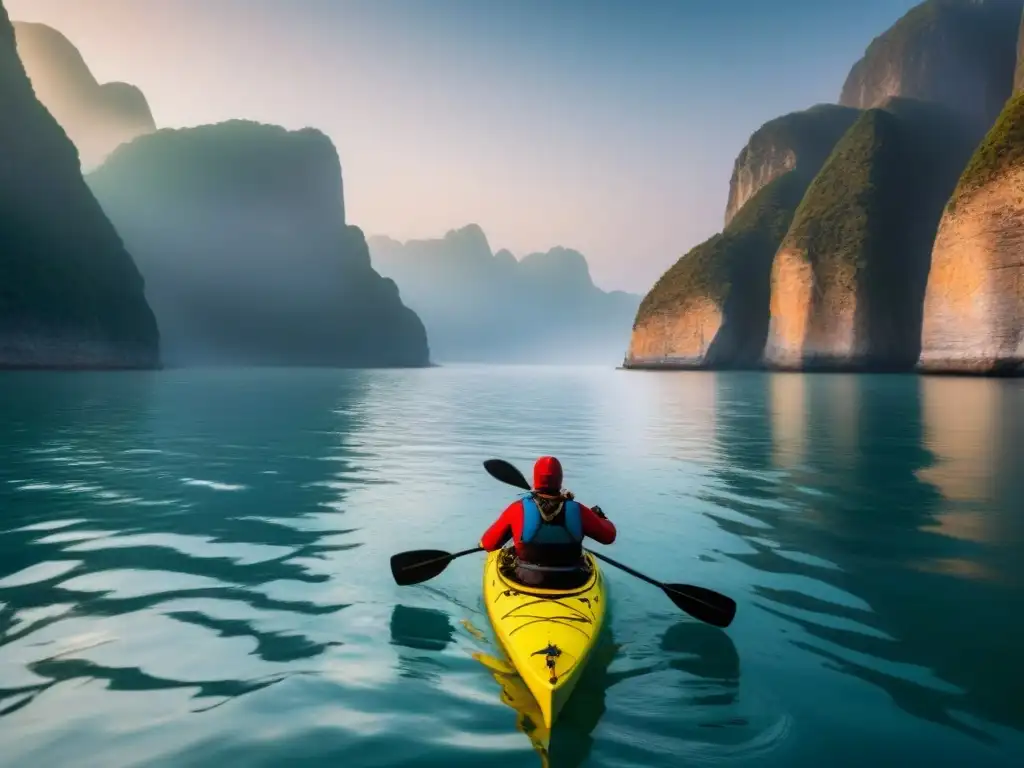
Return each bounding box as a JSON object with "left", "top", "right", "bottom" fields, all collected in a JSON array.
[{"left": 496, "top": 545, "right": 595, "bottom": 591}]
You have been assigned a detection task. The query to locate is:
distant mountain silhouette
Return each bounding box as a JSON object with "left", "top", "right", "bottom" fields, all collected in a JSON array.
[
  {"left": 0, "top": 1, "right": 159, "bottom": 368},
  {"left": 368, "top": 225, "right": 639, "bottom": 364},
  {"left": 87, "top": 120, "right": 429, "bottom": 368},
  {"left": 13, "top": 20, "right": 155, "bottom": 170}
]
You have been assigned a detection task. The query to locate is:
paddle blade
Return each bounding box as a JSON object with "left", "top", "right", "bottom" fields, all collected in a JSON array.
[
  {"left": 662, "top": 583, "right": 737, "bottom": 628},
  {"left": 390, "top": 549, "right": 456, "bottom": 586},
  {"left": 483, "top": 459, "right": 531, "bottom": 490}
]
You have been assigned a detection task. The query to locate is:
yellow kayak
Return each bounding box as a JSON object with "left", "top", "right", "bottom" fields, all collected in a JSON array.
[{"left": 482, "top": 547, "right": 607, "bottom": 728}]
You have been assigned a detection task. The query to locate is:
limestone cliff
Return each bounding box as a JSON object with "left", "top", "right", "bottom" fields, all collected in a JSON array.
[
  {"left": 725, "top": 104, "right": 861, "bottom": 226},
  {"left": 625, "top": 106, "right": 858, "bottom": 369},
  {"left": 13, "top": 21, "right": 156, "bottom": 170},
  {"left": 87, "top": 120, "right": 429, "bottom": 368},
  {"left": 839, "top": 0, "right": 1023, "bottom": 137},
  {"left": 0, "top": 2, "right": 159, "bottom": 368},
  {"left": 368, "top": 225, "right": 638, "bottom": 364},
  {"left": 765, "top": 98, "right": 978, "bottom": 371},
  {"left": 919, "top": 92, "right": 1024, "bottom": 374}
]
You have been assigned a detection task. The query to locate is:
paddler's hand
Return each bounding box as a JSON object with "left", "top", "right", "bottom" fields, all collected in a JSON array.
[
  {"left": 562, "top": 489, "right": 575, "bottom": 500},
  {"left": 592, "top": 505, "right": 607, "bottom": 519}
]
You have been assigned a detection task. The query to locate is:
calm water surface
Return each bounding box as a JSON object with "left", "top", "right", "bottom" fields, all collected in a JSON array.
[{"left": 0, "top": 366, "right": 1021, "bottom": 768}]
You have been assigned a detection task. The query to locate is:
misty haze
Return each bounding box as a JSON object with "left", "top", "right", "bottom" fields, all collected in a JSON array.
[{"left": 0, "top": 1, "right": 1022, "bottom": 767}]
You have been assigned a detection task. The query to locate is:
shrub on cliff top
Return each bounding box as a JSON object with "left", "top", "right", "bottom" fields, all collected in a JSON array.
[
  {"left": 785, "top": 99, "right": 977, "bottom": 294},
  {"left": 738, "top": 104, "right": 861, "bottom": 169},
  {"left": 782, "top": 110, "right": 891, "bottom": 294},
  {"left": 635, "top": 170, "right": 806, "bottom": 325},
  {"left": 637, "top": 104, "right": 863, "bottom": 327},
  {"left": 780, "top": 98, "right": 977, "bottom": 364},
  {"left": 952, "top": 91, "right": 1024, "bottom": 200}
]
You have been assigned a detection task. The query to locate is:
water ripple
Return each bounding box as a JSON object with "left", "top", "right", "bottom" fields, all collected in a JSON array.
[{"left": 0, "top": 368, "right": 1020, "bottom": 767}]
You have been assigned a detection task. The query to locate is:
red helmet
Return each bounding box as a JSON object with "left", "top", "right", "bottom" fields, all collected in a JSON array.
[{"left": 532, "top": 455, "right": 563, "bottom": 493}]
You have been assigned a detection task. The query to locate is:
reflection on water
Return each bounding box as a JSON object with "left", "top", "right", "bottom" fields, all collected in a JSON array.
[
  {"left": 660, "top": 621, "right": 740, "bottom": 710},
  {"left": 473, "top": 647, "right": 555, "bottom": 768},
  {"left": 707, "top": 372, "right": 1024, "bottom": 753},
  {"left": 468, "top": 625, "right": 660, "bottom": 768},
  {"left": 0, "top": 370, "right": 364, "bottom": 734},
  {"left": 390, "top": 604, "right": 455, "bottom": 682},
  {"left": 390, "top": 604, "right": 455, "bottom": 652},
  {"left": 769, "top": 373, "right": 806, "bottom": 470},
  {"left": 461, "top": 609, "right": 752, "bottom": 768},
  {"left": 917, "top": 379, "right": 1024, "bottom": 558},
  {"left": 0, "top": 367, "right": 1021, "bottom": 767}
]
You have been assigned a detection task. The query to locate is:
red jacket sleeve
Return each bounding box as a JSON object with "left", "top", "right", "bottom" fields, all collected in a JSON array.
[
  {"left": 479, "top": 502, "right": 520, "bottom": 551},
  {"left": 578, "top": 502, "right": 617, "bottom": 545}
]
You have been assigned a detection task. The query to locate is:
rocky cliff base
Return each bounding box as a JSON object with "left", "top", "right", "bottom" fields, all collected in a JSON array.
[
  {"left": 624, "top": 106, "right": 860, "bottom": 370},
  {"left": 626, "top": 0, "right": 1024, "bottom": 376},
  {"left": 920, "top": 93, "right": 1024, "bottom": 374},
  {"left": 765, "top": 99, "right": 978, "bottom": 371}
]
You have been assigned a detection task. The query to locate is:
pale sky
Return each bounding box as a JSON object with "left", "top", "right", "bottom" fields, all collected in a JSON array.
[{"left": 7, "top": 0, "right": 921, "bottom": 294}]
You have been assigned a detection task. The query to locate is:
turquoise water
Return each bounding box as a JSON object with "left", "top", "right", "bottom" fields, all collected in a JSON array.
[{"left": 0, "top": 367, "right": 1021, "bottom": 767}]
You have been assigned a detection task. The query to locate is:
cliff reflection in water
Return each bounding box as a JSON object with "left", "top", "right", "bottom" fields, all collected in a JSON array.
[
  {"left": 660, "top": 620, "right": 740, "bottom": 710},
  {"left": 705, "top": 372, "right": 1024, "bottom": 742},
  {"left": 389, "top": 604, "right": 455, "bottom": 683},
  {"left": 0, "top": 370, "right": 369, "bottom": 719}
]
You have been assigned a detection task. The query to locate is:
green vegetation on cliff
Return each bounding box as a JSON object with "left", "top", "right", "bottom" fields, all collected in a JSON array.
[
  {"left": 781, "top": 97, "right": 978, "bottom": 365},
  {"left": 632, "top": 171, "right": 809, "bottom": 366},
  {"left": 633, "top": 105, "right": 862, "bottom": 366},
  {"left": 638, "top": 171, "right": 804, "bottom": 319},
  {"left": 952, "top": 90, "right": 1024, "bottom": 200},
  {"left": 737, "top": 104, "right": 862, "bottom": 170},
  {"left": 783, "top": 110, "right": 893, "bottom": 296},
  {"left": 643, "top": 106, "right": 862, "bottom": 323},
  {"left": 725, "top": 104, "right": 860, "bottom": 224}
]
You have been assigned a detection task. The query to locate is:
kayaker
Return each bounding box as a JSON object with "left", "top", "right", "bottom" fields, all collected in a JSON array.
[{"left": 478, "top": 455, "right": 616, "bottom": 588}]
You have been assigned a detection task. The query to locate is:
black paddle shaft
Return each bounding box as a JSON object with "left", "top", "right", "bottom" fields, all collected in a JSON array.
[
  {"left": 390, "top": 546, "right": 484, "bottom": 586},
  {"left": 421, "top": 547, "right": 482, "bottom": 567},
  {"left": 587, "top": 550, "right": 660, "bottom": 588},
  {"left": 589, "top": 549, "right": 736, "bottom": 627}
]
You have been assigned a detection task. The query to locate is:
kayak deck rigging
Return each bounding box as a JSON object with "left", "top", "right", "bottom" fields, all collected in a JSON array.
[{"left": 483, "top": 546, "right": 607, "bottom": 728}]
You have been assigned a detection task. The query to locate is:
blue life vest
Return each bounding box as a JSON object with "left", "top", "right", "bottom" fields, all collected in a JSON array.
[{"left": 520, "top": 494, "right": 583, "bottom": 545}]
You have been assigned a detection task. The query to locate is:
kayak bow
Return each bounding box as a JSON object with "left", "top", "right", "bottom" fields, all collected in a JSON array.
[{"left": 482, "top": 548, "right": 606, "bottom": 728}]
